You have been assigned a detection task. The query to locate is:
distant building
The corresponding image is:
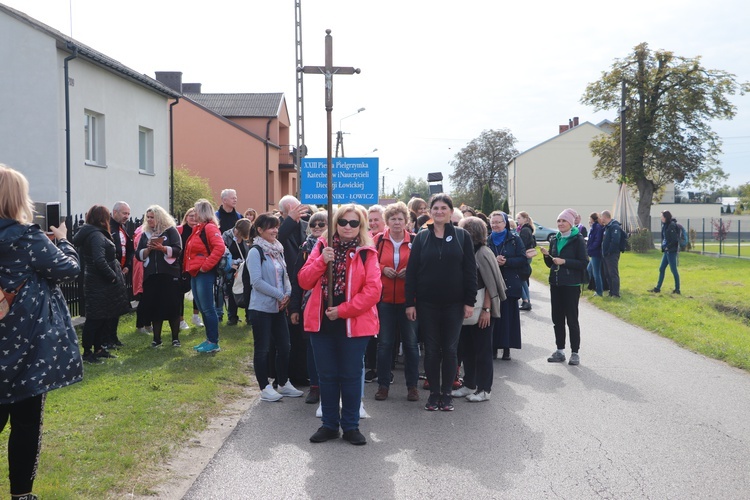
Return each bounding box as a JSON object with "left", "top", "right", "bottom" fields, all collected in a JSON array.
[{"left": 0, "top": 4, "right": 179, "bottom": 218}]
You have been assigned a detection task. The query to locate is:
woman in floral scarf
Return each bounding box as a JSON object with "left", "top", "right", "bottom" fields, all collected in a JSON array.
[{"left": 298, "top": 204, "right": 382, "bottom": 446}]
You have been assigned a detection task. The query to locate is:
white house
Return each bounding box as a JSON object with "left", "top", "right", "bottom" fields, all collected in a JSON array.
[{"left": 0, "top": 4, "right": 180, "bottom": 219}]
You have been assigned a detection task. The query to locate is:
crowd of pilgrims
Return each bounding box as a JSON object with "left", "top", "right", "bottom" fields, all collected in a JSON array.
[{"left": 73, "top": 190, "right": 589, "bottom": 446}]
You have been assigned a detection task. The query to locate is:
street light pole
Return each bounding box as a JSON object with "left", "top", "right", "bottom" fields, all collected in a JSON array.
[{"left": 336, "top": 107, "right": 365, "bottom": 157}]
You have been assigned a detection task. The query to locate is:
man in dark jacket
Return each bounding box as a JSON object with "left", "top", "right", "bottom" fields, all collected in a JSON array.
[
  {"left": 109, "top": 201, "right": 134, "bottom": 347},
  {"left": 216, "top": 188, "right": 242, "bottom": 233},
  {"left": 277, "top": 195, "right": 310, "bottom": 386},
  {"left": 600, "top": 210, "right": 622, "bottom": 298}
]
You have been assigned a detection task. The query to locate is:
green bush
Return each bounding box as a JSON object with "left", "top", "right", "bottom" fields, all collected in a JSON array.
[{"left": 629, "top": 228, "right": 654, "bottom": 253}]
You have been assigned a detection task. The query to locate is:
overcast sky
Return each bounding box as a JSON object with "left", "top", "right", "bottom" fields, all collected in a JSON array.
[{"left": 6, "top": 0, "right": 749, "bottom": 194}]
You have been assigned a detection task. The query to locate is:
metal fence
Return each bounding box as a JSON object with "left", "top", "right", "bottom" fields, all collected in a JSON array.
[
  {"left": 650, "top": 217, "right": 749, "bottom": 258},
  {"left": 60, "top": 214, "right": 143, "bottom": 317}
]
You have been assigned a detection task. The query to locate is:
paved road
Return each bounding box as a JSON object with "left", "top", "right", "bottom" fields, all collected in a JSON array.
[{"left": 184, "top": 280, "right": 750, "bottom": 499}]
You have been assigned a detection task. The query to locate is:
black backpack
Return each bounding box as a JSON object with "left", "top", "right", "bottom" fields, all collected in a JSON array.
[{"left": 233, "top": 245, "right": 265, "bottom": 308}]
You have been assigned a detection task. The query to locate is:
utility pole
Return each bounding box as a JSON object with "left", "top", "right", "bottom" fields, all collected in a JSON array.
[
  {"left": 294, "top": 0, "right": 306, "bottom": 198},
  {"left": 300, "top": 30, "right": 360, "bottom": 306}
]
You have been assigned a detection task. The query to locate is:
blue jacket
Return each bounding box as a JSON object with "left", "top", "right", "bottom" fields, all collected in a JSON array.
[
  {"left": 602, "top": 219, "right": 623, "bottom": 256},
  {"left": 587, "top": 222, "right": 604, "bottom": 257},
  {"left": 0, "top": 219, "right": 83, "bottom": 404},
  {"left": 487, "top": 231, "right": 528, "bottom": 299}
]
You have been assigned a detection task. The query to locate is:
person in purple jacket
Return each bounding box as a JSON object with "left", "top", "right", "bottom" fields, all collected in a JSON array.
[{"left": 586, "top": 212, "right": 604, "bottom": 297}]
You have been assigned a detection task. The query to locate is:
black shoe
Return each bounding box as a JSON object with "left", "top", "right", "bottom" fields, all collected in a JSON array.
[
  {"left": 151, "top": 341, "right": 163, "bottom": 348},
  {"left": 439, "top": 394, "right": 454, "bottom": 411},
  {"left": 648, "top": 287, "right": 661, "bottom": 293},
  {"left": 672, "top": 289, "right": 681, "bottom": 294},
  {"left": 501, "top": 348, "right": 511, "bottom": 361},
  {"left": 519, "top": 301, "right": 532, "bottom": 311},
  {"left": 113, "top": 340, "right": 124, "bottom": 347},
  {"left": 424, "top": 393, "right": 440, "bottom": 411},
  {"left": 310, "top": 426, "right": 340, "bottom": 443},
  {"left": 83, "top": 352, "right": 102, "bottom": 364},
  {"left": 342, "top": 429, "right": 367, "bottom": 445},
  {"left": 95, "top": 348, "right": 116, "bottom": 359},
  {"left": 226, "top": 318, "right": 239, "bottom": 326},
  {"left": 364, "top": 370, "right": 377, "bottom": 383},
  {"left": 305, "top": 386, "right": 320, "bottom": 404}
]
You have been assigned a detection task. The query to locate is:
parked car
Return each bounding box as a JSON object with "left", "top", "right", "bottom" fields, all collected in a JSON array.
[{"left": 533, "top": 222, "right": 556, "bottom": 242}]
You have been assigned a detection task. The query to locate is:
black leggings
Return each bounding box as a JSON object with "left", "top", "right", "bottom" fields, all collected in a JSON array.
[
  {"left": 1, "top": 393, "right": 46, "bottom": 495},
  {"left": 550, "top": 285, "right": 581, "bottom": 352}
]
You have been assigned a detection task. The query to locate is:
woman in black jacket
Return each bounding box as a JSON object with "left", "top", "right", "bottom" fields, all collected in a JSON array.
[
  {"left": 72, "top": 205, "right": 131, "bottom": 363},
  {"left": 540, "top": 209, "right": 588, "bottom": 366},
  {"left": 649, "top": 210, "right": 681, "bottom": 294},
  {"left": 488, "top": 211, "right": 527, "bottom": 360},
  {"left": 136, "top": 205, "right": 183, "bottom": 347},
  {"left": 405, "top": 194, "right": 477, "bottom": 412}
]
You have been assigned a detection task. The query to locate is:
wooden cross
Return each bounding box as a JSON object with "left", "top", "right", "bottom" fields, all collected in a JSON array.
[{"left": 300, "top": 29, "right": 360, "bottom": 306}]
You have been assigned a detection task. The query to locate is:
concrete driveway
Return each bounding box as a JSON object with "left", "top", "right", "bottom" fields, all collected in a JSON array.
[{"left": 183, "top": 280, "right": 750, "bottom": 499}]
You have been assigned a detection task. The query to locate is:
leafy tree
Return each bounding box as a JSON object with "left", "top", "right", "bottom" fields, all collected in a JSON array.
[
  {"left": 481, "top": 185, "right": 494, "bottom": 215},
  {"left": 738, "top": 182, "right": 750, "bottom": 214},
  {"left": 395, "top": 176, "right": 430, "bottom": 204},
  {"left": 449, "top": 129, "right": 519, "bottom": 209},
  {"left": 581, "top": 42, "right": 748, "bottom": 227},
  {"left": 501, "top": 198, "right": 509, "bottom": 214},
  {"left": 173, "top": 167, "right": 215, "bottom": 221}
]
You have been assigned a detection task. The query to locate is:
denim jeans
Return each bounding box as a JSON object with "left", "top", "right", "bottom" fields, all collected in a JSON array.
[
  {"left": 588, "top": 256, "right": 604, "bottom": 296},
  {"left": 310, "top": 320, "right": 370, "bottom": 432},
  {"left": 550, "top": 285, "right": 581, "bottom": 352},
  {"left": 417, "top": 301, "right": 464, "bottom": 395},
  {"left": 520, "top": 258, "right": 531, "bottom": 301},
  {"left": 249, "top": 309, "right": 291, "bottom": 388},
  {"left": 376, "top": 302, "right": 419, "bottom": 388},
  {"left": 459, "top": 318, "right": 494, "bottom": 393},
  {"left": 656, "top": 251, "right": 680, "bottom": 291},
  {"left": 191, "top": 270, "right": 219, "bottom": 344}
]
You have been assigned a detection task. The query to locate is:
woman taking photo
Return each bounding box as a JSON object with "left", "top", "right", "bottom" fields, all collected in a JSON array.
[
  {"left": 183, "top": 199, "right": 226, "bottom": 353},
  {"left": 540, "top": 209, "right": 588, "bottom": 366},
  {"left": 649, "top": 210, "right": 681, "bottom": 294},
  {"left": 453, "top": 216, "right": 506, "bottom": 403},
  {"left": 374, "top": 202, "right": 419, "bottom": 403},
  {"left": 247, "top": 213, "right": 303, "bottom": 402},
  {"left": 487, "top": 211, "right": 527, "bottom": 361},
  {"left": 1, "top": 165, "right": 82, "bottom": 500},
  {"left": 405, "top": 193, "right": 476, "bottom": 412},
  {"left": 515, "top": 211, "right": 536, "bottom": 311},
  {"left": 298, "top": 204, "right": 382, "bottom": 445},
  {"left": 289, "top": 210, "right": 328, "bottom": 405},
  {"left": 136, "top": 205, "right": 183, "bottom": 348},
  {"left": 72, "top": 205, "right": 131, "bottom": 362}
]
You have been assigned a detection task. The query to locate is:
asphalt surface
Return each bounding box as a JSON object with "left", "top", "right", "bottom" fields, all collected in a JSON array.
[{"left": 184, "top": 280, "right": 750, "bottom": 499}]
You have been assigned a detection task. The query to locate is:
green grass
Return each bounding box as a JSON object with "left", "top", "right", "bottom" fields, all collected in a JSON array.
[
  {"left": 1, "top": 302, "right": 254, "bottom": 498},
  {"left": 531, "top": 250, "right": 750, "bottom": 370}
]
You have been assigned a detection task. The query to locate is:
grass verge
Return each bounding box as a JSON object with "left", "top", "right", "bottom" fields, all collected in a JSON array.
[
  {"left": 0, "top": 302, "right": 254, "bottom": 498},
  {"left": 531, "top": 250, "right": 750, "bottom": 371}
]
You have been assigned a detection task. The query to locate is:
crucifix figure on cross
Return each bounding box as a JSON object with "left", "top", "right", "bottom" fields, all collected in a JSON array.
[{"left": 299, "top": 29, "right": 360, "bottom": 306}]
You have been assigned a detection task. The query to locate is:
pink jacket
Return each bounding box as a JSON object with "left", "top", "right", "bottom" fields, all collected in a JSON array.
[
  {"left": 131, "top": 227, "right": 146, "bottom": 296},
  {"left": 297, "top": 238, "right": 382, "bottom": 337}
]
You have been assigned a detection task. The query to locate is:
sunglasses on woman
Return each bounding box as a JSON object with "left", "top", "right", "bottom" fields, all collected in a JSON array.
[
  {"left": 309, "top": 222, "right": 326, "bottom": 228},
  {"left": 337, "top": 218, "right": 361, "bottom": 228}
]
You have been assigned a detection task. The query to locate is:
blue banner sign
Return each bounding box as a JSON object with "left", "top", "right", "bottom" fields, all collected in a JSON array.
[{"left": 300, "top": 157, "right": 379, "bottom": 205}]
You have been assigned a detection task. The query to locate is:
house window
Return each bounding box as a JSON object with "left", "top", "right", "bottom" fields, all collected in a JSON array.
[
  {"left": 138, "top": 127, "right": 154, "bottom": 174},
  {"left": 84, "top": 110, "right": 105, "bottom": 165}
]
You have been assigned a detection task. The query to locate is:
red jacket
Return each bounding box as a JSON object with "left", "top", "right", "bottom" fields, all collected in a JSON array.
[
  {"left": 297, "top": 237, "right": 382, "bottom": 337},
  {"left": 373, "top": 229, "right": 414, "bottom": 304},
  {"left": 183, "top": 222, "right": 226, "bottom": 277}
]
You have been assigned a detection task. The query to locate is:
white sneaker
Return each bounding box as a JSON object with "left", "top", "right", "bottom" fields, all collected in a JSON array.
[
  {"left": 260, "top": 384, "right": 283, "bottom": 402},
  {"left": 451, "top": 386, "right": 475, "bottom": 398},
  {"left": 316, "top": 403, "right": 322, "bottom": 418},
  {"left": 191, "top": 314, "right": 204, "bottom": 327},
  {"left": 136, "top": 327, "right": 149, "bottom": 335},
  {"left": 179, "top": 320, "right": 190, "bottom": 330},
  {"left": 466, "top": 391, "right": 491, "bottom": 402},
  {"left": 277, "top": 381, "right": 304, "bottom": 398},
  {"left": 359, "top": 401, "right": 370, "bottom": 419}
]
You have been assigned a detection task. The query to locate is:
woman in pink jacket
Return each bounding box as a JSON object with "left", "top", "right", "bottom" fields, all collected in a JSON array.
[{"left": 298, "top": 204, "right": 382, "bottom": 446}]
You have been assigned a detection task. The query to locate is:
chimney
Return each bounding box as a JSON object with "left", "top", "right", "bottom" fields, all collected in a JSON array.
[
  {"left": 154, "top": 71, "right": 183, "bottom": 93},
  {"left": 569, "top": 119, "right": 573, "bottom": 128},
  {"left": 559, "top": 125, "right": 570, "bottom": 134},
  {"left": 573, "top": 116, "right": 579, "bottom": 127},
  {"left": 182, "top": 83, "right": 202, "bottom": 93}
]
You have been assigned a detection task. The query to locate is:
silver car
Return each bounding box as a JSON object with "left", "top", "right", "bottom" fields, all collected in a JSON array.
[{"left": 533, "top": 222, "right": 556, "bottom": 242}]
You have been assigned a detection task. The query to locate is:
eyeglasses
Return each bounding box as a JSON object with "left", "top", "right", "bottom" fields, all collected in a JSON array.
[
  {"left": 337, "top": 218, "right": 361, "bottom": 228},
  {"left": 309, "top": 222, "right": 326, "bottom": 228}
]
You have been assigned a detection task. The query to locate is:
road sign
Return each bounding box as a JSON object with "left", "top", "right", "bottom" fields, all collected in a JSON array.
[{"left": 300, "top": 157, "right": 379, "bottom": 205}]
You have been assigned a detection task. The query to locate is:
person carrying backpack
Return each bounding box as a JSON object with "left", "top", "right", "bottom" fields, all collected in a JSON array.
[
  {"left": 649, "top": 210, "right": 681, "bottom": 294},
  {"left": 600, "top": 210, "right": 623, "bottom": 298}
]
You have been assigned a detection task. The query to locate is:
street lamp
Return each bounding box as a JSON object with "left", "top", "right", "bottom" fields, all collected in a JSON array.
[
  {"left": 381, "top": 166, "right": 393, "bottom": 196},
  {"left": 335, "top": 107, "right": 365, "bottom": 158}
]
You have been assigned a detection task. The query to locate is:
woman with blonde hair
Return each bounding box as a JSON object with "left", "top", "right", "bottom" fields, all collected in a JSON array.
[
  {"left": 136, "top": 205, "right": 183, "bottom": 347},
  {"left": 183, "top": 199, "right": 226, "bottom": 353},
  {"left": 299, "top": 204, "right": 382, "bottom": 445},
  {"left": 1, "top": 164, "right": 82, "bottom": 499}
]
